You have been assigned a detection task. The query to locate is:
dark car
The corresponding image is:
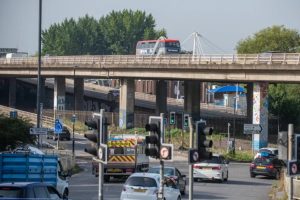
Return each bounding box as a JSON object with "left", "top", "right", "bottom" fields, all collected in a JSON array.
[
  {"left": 148, "top": 165, "right": 186, "bottom": 195},
  {"left": 250, "top": 156, "right": 285, "bottom": 179},
  {"left": 47, "top": 126, "right": 71, "bottom": 141},
  {"left": 0, "top": 182, "right": 62, "bottom": 199}
]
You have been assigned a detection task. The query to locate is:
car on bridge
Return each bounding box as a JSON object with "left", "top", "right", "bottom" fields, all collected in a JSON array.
[{"left": 107, "top": 89, "right": 119, "bottom": 102}]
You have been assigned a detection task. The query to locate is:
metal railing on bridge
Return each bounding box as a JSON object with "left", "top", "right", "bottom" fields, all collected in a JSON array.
[{"left": 1, "top": 53, "right": 300, "bottom": 66}]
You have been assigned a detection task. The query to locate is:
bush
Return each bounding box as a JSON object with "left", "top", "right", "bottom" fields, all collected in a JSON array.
[
  {"left": 0, "top": 114, "right": 35, "bottom": 151},
  {"left": 224, "top": 151, "right": 253, "bottom": 162}
]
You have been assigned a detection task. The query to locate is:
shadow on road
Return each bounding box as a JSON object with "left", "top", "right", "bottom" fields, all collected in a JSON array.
[
  {"left": 227, "top": 179, "right": 271, "bottom": 186},
  {"left": 192, "top": 192, "right": 228, "bottom": 199}
]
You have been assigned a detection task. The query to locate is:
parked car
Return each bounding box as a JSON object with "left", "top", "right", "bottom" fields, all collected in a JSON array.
[
  {"left": 120, "top": 172, "right": 181, "bottom": 200},
  {"left": 193, "top": 154, "right": 229, "bottom": 183},
  {"left": 250, "top": 156, "right": 285, "bottom": 179},
  {"left": 47, "top": 126, "right": 71, "bottom": 141},
  {"left": 254, "top": 147, "right": 278, "bottom": 159},
  {"left": 0, "top": 182, "right": 63, "bottom": 199},
  {"left": 148, "top": 166, "right": 186, "bottom": 195}
]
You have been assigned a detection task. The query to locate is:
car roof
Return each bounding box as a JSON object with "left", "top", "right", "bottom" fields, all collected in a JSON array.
[
  {"left": 260, "top": 147, "right": 278, "bottom": 151},
  {"left": 129, "top": 172, "right": 161, "bottom": 179},
  {"left": 0, "top": 182, "right": 51, "bottom": 187}
]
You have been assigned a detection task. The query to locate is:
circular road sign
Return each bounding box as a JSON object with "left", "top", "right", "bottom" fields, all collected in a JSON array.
[
  {"left": 160, "top": 147, "right": 170, "bottom": 159},
  {"left": 291, "top": 163, "right": 298, "bottom": 174},
  {"left": 193, "top": 151, "right": 199, "bottom": 162}
]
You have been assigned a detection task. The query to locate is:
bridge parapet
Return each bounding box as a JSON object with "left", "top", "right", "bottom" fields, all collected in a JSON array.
[{"left": 0, "top": 53, "right": 300, "bottom": 66}]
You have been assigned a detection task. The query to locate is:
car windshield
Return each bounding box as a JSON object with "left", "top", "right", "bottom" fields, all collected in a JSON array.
[
  {"left": 254, "top": 157, "right": 273, "bottom": 165},
  {"left": 0, "top": 187, "right": 23, "bottom": 198},
  {"left": 200, "top": 156, "right": 221, "bottom": 164},
  {"left": 125, "top": 177, "right": 157, "bottom": 188},
  {"left": 148, "top": 167, "right": 174, "bottom": 176}
]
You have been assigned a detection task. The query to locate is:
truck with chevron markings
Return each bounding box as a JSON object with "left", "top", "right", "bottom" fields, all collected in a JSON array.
[{"left": 92, "top": 134, "right": 149, "bottom": 182}]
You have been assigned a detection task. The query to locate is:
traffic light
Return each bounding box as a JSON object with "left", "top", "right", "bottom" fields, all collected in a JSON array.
[
  {"left": 196, "top": 121, "right": 213, "bottom": 161},
  {"left": 183, "top": 114, "right": 189, "bottom": 128},
  {"left": 145, "top": 123, "right": 161, "bottom": 159},
  {"left": 160, "top": 143, "right": 173, "bottom": 160},
  {"left": 170, "top": 112, "right": 175, "bottom": 125},
  {"left": 84, "top": 119, "right": 99, "bottom": 157}
]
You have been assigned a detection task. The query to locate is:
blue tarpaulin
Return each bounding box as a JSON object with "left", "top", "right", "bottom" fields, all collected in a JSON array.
[{"left": 208, "top": 85, "right": 245, "bottom": 93}]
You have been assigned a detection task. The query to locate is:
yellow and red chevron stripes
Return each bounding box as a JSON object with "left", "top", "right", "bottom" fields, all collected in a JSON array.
[
  {"left": 108, "top": 155, "right": 135, "bottom": 163},
  {"left": 108, "top": 139, "right": 136, "bottom": 147}
]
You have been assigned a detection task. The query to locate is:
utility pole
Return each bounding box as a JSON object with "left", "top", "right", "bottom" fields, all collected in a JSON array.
[
  {"left": 288, "top": 124, "right": 294, "bottom": 200},
  {"left": 98, "top": 109, "right": 104, "bottom": 200},
  {"left": 188, "top": 117, "right": 194, "bottom": 200},
  {"left": 158, "top": 113, "right": 164, "bottom": 200},
  {"left": 36, "top": 0, "right": 42, "bottom": 147}
]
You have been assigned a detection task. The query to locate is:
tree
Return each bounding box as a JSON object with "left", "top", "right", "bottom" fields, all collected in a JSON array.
[
  {"left": 99, "top": 9, "right": 166, "bottom": 55},
  {"left": 0, "top": 114, "right": 35, "bottom": 151},
  {"left": 42, "top": 10, "right": 166, "bottom": 55},
  {"left": 236, "top": 25, "right": 300, "bottom": 130},
  {"left": 42, "top": 15, "right": 105, "bottom": 55},
  {"left": 236, "top": 25, "right": 300, "bottom": 53}
]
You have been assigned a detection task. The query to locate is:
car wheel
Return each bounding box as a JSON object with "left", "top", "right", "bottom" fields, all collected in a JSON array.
[
  {"left": 250, "top": 173, "right": 256, "bottom": 178},
  {"left": 62, "top": 189, "right": 69, "bottom": 199},
  {"left": 224, "top": 171, "right": 228, "bottom": 181},
  {"left": 218, "top": 173, "right": 224, "bottom": 183},
  {"left": 180, "top": 185, "right": 185, "bottom": 195}
]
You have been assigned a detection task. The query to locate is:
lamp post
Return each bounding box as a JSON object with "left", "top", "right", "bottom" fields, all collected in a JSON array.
[
  {"left": 72, "top": 66, "right": 78, "bottom": 157},
  {"left": 36, "top": 0, "right": 42, "bottom": 148},
  {"left": 233, "top": 83, "right": 239, "bottom": 154}
]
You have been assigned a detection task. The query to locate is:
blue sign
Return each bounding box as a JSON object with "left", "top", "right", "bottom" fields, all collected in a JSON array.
[{"left": 54, "top": 119, "right": 63, "bottom": 134}]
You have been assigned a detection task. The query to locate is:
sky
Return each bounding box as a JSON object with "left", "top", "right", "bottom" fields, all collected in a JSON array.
[{"left": 0, "top": 0, "right": 300, "bottom": 55}]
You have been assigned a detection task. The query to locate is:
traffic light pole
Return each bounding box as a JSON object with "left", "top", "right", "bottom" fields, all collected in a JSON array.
[
  {"left": 288, "top": 124, "right": 294, "bottom": 200},
  {"left": 158, "top": 113, "right": 164, "bottom": 200},
  {"left": 188, "top": 117, "right": 194, "bottom": 200},
  {"left": 98, "top": 109, "right": 104, "bottom": 200}
]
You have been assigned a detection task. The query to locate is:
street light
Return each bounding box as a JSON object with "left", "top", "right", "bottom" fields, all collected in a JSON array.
[
  {"left": 72, "top": 65, "right": 78, "bottom": 157},
  {"left": 232, "top": 83, "right": 239, "bottom": 154}
]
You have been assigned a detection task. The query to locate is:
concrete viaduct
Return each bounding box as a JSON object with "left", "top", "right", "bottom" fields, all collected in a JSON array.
[{"left": 1, "top": 53, "right": 300, "bottom": 149}]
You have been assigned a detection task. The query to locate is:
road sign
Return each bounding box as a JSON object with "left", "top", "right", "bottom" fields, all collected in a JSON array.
[
  {"left": 30, "top": 127, "right": 48, "bottom": 135},
  {"left": 295, "top": 134, "right": 300, "bottom": 161},
  {"left": 287, "top": 160, "right": 300, "bottom": 177},
  {"left": 54, "top": 119, "right": 63, "bottom": 134},
  {"left": 243, "top": 124, "right": 262, "bottom": 134},
  {"left": 188, "top": 148, "right": 199, "bottom": 164},
  {"left": 71, "top": 114, "right": 77, "bottom": 123}
]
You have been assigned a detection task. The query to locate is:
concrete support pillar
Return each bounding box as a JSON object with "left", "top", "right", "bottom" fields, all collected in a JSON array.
[
  {"left": 155, "top": 80, "right": 167, "bottom": 115},
  {"left": 253, "top": 82, "right": 269, "bottom": 150},
  {"left": 184, "top": 80, "right": 201, "bottom": 121},
  {"left": 119, "top": 78, "right": 135, "bottom": 129},
  {"left": 8, "top": 78, "right": 16, "bottom": 108},
  {"left": 54, "top": 77, "right": 66, "bottom": 112},
  {"left": 247, "top": 83, "right": 253, "bottom": 123},
  {"left": 74, "top": 78, "right": 84, "bottom": 111}
]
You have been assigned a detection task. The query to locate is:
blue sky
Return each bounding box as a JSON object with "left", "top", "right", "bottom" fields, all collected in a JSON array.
[{"left": 1, "top": 0, "right": 299, "bottom": 55}]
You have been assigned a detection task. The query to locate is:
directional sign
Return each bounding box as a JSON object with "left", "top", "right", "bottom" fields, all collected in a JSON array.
[
  {"left": 54, "top": 119, "right": 63, "bottom": 134},
  {"left": 243, "top": 124, "right": 262, "bottom": 134},
  {"left": 287, "top": 160, "right": 300, "bottom": 177},
  {"left": 30, "top": 127, "right": 48, "bottom": 135}
]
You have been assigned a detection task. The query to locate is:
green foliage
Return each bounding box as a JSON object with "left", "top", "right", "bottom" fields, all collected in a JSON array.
[
  {"left": 269, "top": 84, "right": 300, "bottom": 127},
  {"left": 236, "top": 25, "right": 300, "bottom": 53},
  {"left": 223, "top": 151, "right": 253, "bottom": 162},
  {"left": 0, "top": 114, "right": 35, "bottom": 151},
  {"left": 42, "top": 10, "right": 166, "bottom": 55},
  {"left": 236, "top": 25, "right": 300, "bottom": 128}
]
